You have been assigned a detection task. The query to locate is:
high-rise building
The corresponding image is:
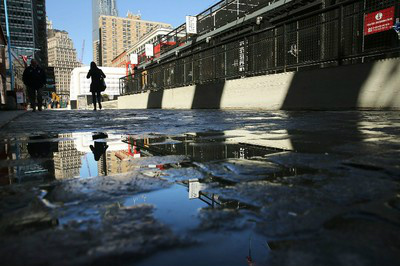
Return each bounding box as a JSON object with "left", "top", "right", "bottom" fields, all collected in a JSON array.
[
  {"left": 32, "top": 0, "right": 47, "bottom": 67},
  {"left": 0, "top": 0, "right": 48, "bottom": 67},
  {"left": 47, "top": 28, "right": 81, "bottom": 97},
  {"left": 0, "top": 24, "right": 7, "bottom": 106},
  {"left": 46, "top": 16, "right": 52, "bottom": 33},
  {"left": 92, "top": 0, "right": 118, "bottom": 64},
  {"left": 0, "top": 0, "right": 35, "bottom": 55},
  {"left": 93, "top": 40, "right": 100, "bottom": 65},
  {"left": 98, "top": 13, "right": 171, "bottom": 66}
]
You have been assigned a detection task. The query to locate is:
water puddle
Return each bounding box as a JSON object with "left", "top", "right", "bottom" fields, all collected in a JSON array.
[{"left": 0, "top": 130, "right": 319, "bottom": 265}]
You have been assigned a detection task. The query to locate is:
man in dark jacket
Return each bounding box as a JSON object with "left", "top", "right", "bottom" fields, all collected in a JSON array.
[{"left": 22, "top": 59, "right": 46, "bottom": 111}]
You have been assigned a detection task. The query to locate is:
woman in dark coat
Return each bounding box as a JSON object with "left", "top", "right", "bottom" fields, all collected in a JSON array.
[{"left": 86, "top": 61, "right": 106, "bottom": 111}]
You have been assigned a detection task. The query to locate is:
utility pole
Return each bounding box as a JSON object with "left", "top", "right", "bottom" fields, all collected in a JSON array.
[{"left": 3, "top": 0, "right": 14, "bottom": 91}]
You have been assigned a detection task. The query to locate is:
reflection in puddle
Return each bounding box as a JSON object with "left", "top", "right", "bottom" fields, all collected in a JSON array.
[
  {"left": 0, "top": 132, "right": 140, "bottom": 184},
  {"left": 124, "top": 132, "right": 282, "bottom": 162},
  {"left": 125, "top": 184, "right": 205, "bottom": 233},
  {"left": 0, "top": 130, "right": 313, "bottom": 265},
  {"left": 1, "top": 131, "right": 289, "bottom": 185},
  {"left": 79, "top": 153, "right": 98, "bottom": 178}
]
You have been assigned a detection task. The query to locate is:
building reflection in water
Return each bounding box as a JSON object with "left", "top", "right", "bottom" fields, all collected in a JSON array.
[
  {"left": 0, "top": 132, "right": 137, "bottom": 184},
  {"left": 54, "top": 133, "right": 85, "bottom": 180},
  {"left": 71, "top": 132, "right": 139, "bottom": 178},
  {"left": 124, "top": 131, "right": 281, "bottom": 163},
  {"left": 1, "top": 130, "right": 292, "bottom": 185}
]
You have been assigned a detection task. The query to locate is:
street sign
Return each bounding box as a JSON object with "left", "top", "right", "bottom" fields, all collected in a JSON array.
[
  {"left": 145, "top": 44, "right": 154, "bottom": 57},
  {"left": 364, "top": 6, "right": 395, "bottom": 35},
  {"left": 239, "top": 40, "right": 245, "bottom": 72},
  {"left": 130, "top": 53, "right": 138, "bottom": 64},
  {"left": 186, "top": 16, "right": 197, "bottom": 34}
]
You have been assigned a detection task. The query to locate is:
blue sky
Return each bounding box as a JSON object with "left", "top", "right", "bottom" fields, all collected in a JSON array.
[{"left": 46, "top": 0, "right": 220, "bottom": 65}]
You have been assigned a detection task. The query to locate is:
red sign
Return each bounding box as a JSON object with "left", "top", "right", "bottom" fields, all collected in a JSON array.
[{"left": 364, "top": 6, "right": 395, "bottom": 35}]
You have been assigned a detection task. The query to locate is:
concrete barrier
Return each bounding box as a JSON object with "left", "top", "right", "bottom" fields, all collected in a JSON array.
[
  {"left": 118, "top": 58, "right": 400, "bottom": 110},
  {"left": 102, "top": 100, "right": 118, "bottom": 109}
]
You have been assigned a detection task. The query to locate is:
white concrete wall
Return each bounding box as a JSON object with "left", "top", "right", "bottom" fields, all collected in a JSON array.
[
  {"left": 70, "top": 66, "right": 125, "bottom": 101},
  {"left": 118, "top": 92, "right": 149, "bottom": 109},
  {"left": 118, "top": 58, "right": 400, "bottom": 110},
  {"left": 357, "top": 59, "right": 400, "bottom": 109},
  {"left": 102, "top": 100, "right": 118, "bottom": 109}
]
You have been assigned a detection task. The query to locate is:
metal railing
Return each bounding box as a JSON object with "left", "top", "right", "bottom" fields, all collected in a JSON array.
[
  {"left": 120, "top": 0, "right": 400, "bottom": 96},
  {"left": 150, "top": 0, "right": 279, "bottom": 57}
]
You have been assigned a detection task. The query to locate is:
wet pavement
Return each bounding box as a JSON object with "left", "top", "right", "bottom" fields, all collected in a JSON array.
[{"left": 0, "top": 109, "right": 399, "bottom": 266}]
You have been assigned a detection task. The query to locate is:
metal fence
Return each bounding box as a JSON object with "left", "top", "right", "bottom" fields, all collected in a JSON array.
[
  {"left": 121, "top": 0, "right": 400, "bottom": 95},
  {"left": 154, "top": 0, "right": 278, "bottom": 55}
]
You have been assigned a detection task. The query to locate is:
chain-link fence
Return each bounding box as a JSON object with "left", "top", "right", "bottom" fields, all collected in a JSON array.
[{"left": 120, "top": 0, "right": 400, "bottom": 96}]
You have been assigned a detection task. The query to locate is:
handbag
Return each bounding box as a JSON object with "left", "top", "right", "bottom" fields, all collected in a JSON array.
[{"left": 100, "top": 77, "right": 106, "bottom": 91}]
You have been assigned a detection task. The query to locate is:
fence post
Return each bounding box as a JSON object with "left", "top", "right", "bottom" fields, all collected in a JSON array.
[
  {"left": 338, "top": 4, "right": 343, "bottom": 65},
  {"left": 283, "top": 24, "right": 287, "bottom": 72},
  {"left": 213, "top": 47, "right": 217, "bottom": 80}
]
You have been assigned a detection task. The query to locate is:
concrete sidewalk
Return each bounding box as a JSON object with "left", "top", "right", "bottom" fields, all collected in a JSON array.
[{"left": 0, "top": 110, "right": 26, "bottom": 129}]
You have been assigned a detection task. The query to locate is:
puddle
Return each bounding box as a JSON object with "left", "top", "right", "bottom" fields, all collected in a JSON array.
[
  {"left": 124, "top": 184, "right": 204, "bottom": 232},
  {"left": 123, "top": 183, "right": 269, "bottom": 266},
  {"left": 135, "top": 229, "right": 269, "bottom": 266},
  {"left": 125, "top": 132, "right": 282, "bottom": 162},
  {"left": 0, "top": 130, "right": 320, "bottom": 265},
  {"left": 1, "top": 111, "right": 399, "bottom": 265},
  {"left": 0, "top": 131, "right": 291, "bottom": 185}
]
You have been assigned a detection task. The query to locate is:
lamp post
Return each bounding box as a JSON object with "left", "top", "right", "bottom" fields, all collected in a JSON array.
[{"left": 3, "top": 0, "right": 14, "bottom": 91}]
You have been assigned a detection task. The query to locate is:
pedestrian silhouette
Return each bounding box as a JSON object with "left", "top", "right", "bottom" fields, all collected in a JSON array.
[
  {"left": 23, "top": 59, "right": 46, "bottom": 112},
  {"left": 86, "top": 62, "right": 106, "bottom": 111},
  {"left": 90, "top": 132, "right": 108, "bottom": 161}
]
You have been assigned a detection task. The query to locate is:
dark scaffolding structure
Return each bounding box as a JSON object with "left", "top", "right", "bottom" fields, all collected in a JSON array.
[{"left": 120, "top": 0, "right": 400, "bottom": 95}]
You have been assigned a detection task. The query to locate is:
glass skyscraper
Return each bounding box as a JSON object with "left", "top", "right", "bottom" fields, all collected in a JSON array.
[
  {"left": 0, "top": 0, "right": 47, "bottom": 67},
  {"left": 0, "top": 0, "right": 35, "bottom": 54},
  {"left": 92, "top": 0, "right": 118, "bottom": 42},
  {"left": 92, "top": 0, "right": 118, "bottom": 63}
]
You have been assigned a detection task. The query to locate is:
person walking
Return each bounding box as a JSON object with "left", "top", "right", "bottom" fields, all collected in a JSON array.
[
  {"left": 86, "top": 62, "right": 106, "bottom": 111},
  {"left": 22, "top": 59, "right": 46, "bottom": 112}
]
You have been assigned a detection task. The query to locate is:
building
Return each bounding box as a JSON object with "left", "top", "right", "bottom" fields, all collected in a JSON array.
[
  {"left": 111, "top": 27, "right": 176, "bottom": 69},
  {"left": 127, "top": 27, "right": 178, "bottom": 65},
  {"left": 93, "top": 40, "right": 100, "bottom": 65},
  {"left": 99, "top": 150, "right": 137, "bottom": 176},
  {"left": 53, "top": 133, "right": 84, "bottom": 180},
  {"left": 98, "top": 13, "right": 171, "bottom": 66},
  {"left": 110, "top": 50, "right": 126, "bottom": 68},
  {"left": 0, "top": 24, "right": 7, "bottom": 107},
  {"left": 0, "top": 0, "right": 35, "bottom": 54},
  {"left": 111, "top": 27, "right": 179, "bottom": 76},
  {"left": 44, "top": 66, "right": 55, "bottom": 96},
  {"left": 46, "top": 16, "right": 52, "bottom": 34},
  {"left": 92, "top": 0, "right": 118, "bottom": 64},
  {"left": 32, "top": 0, "right": 47, "bottom": 67},
  {"left": 47, "top": 29, "right": 81, "bottom": 99},
  {"left": 0, "top": 0, "right": 48, "bottom": 66},
  {"left": 69, "top": 66, "right": 125, "bottom": 109}
]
